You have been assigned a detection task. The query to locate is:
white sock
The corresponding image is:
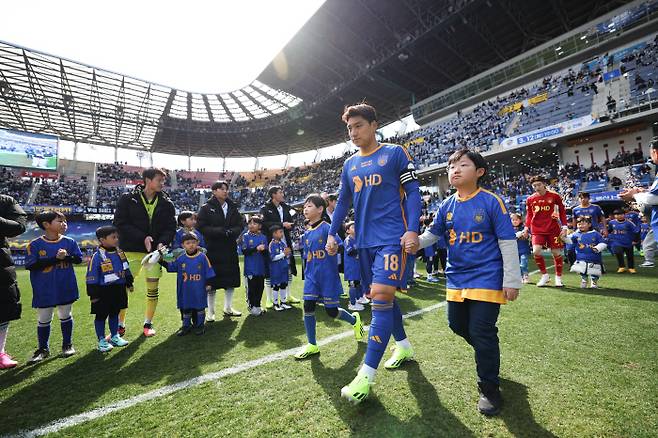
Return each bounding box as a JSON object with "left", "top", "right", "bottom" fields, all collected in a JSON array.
[
  {"left": 396, "top": 338, "right": 412, "bottom": 350},
  {"left": 272, "top": 289, "right": 279, "bottom": 305},
  {"left": 359, "top": 364, "right": 377, "bottom": 382},
  {"left": 0, "top": 323, "right": 8, "bottom": 354},
  {"left": 207, "top": 290, "right": 217, "bottom": 315},
  {"left": 224, "top": 288, "right": 234, "bottom": 311},
  {"left": 281, "top": 287, "right": 288, "bottom": 303},
  {"left": 265, "top": 284, "right": 273, "bottom": 302}
]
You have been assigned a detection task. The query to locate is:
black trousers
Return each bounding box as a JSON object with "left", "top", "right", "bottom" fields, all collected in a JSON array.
[
  {"left": 246, "top": 275, "right": 265, "bottom": 309},
  {"left": 614, "top": 246, "right": 635, "bottom": 269}
]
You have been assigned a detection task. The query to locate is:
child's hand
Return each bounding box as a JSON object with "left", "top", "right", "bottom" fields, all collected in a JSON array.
[
  {"left": 503, "top": 288, "right": 519, "bottom": 301},
  {"left": 56, "top": 248, "right": 68, "bottom": 260},
  {"left": 206, "top": 285, "right": 212, "bottom": 292},
  {"left": 257, "top": 244, "right": 265, "bottom": 252},
  {"left": 284, "top": 247, "right": 291, "bottom": 256}
]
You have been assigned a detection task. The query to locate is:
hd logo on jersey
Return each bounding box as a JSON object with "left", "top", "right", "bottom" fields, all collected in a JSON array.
[{"left": 353, "top": 174, "right": 382, "bottom": 192}]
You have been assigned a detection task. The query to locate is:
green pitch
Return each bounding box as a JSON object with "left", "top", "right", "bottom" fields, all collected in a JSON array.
[
  {"left": 0, "top": 151, "right": 57, "bottom": 170},
  {"left": 1, "top": 256, "right": 657, "bottom": 437}
]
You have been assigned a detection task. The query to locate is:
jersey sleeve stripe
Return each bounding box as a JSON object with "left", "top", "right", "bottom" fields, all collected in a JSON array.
[{"left": 481, "top": 189, "right": 508, "bottom": 214}]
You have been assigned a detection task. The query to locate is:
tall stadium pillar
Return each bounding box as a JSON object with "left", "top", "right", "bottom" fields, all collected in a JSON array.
[
  {"left": 73, "top": 141, "right": 78, "bottom": 161},
  {"left": 114, "top": 146, "right": 118, "bottom": 163},
  {"left": 188, "top": 154, "right": 191, "bottom": 171}
]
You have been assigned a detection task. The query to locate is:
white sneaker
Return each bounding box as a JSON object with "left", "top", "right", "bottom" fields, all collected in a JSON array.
[
  {"left": 522, "top": 274, "right": 529, "bottom": 284},
  {"left": 536, "top": 274, "right": 550, "bottom": 287},
  {"left": 554, "top": 276, "right": 564, "bottom": 288},
  {"left": 590, "top": 280, "right": 599, "bottom": 289},
  {"left": 640, "top": 261, "right": 655, "bottom": 268},
  {"left": 357, "top": 297, "right": 370, "bottom": 305},
  {"left": 274, "top": 304, "right": 284, "bottom": 312},
  {"left": 280, "top": 303, "right": 292, "bottom": 310},
  {"left": 205, "top": 313, "right": 215, "bottom": 323},
  {"left": 348, "top": 303, "right": 365, "bottom": 311},
  {"left": 580, "top": 279, "right": 587, "bottom": 288}
]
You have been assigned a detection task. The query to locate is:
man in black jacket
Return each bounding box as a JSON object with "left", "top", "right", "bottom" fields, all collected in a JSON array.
[
  {"left": 113, "top": 168, "right": 176, "bottom": 337},
  {"left": 260, "top": 186, "right": 299, "bottom": 307},
  {"left": 197, "top": 181, "right": 245, "bottom": 319},
  {"left": 0, "top": 194, "right": 27, "bottom": 369}
]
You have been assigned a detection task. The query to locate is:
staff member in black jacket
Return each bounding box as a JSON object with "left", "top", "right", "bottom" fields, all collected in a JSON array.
[
  {"left": 260, "top": 186, "right": 299, "bottom": 308},
  {"left": 197, "top": 181, "right": 245, "bottom": 319},
  {"left": 113, "top": 168, "right": 176, "bottom": 337},
  {"left": 0, "top": 195, "right": 27, "bottom": 369}
]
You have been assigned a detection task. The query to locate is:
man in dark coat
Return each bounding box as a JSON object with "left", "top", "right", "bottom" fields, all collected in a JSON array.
[
  {"left": 0, "top": 194, "right": 27, "bottom": 369},
  {"left": 197, "top": 180, "right": 245, "bottom": 319},
  {"left": 113, "top": 167, "right": 176, "bottom": 337},
  {"left": 260, "top": 186, "right": 300, "bottom": 307}
]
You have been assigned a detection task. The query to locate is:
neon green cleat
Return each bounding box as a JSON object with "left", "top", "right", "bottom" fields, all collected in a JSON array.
[
  {"left": 340, "top": 372, "right": 372, "bottom": 404},
  {"left": 352, "top": 312, "right": 364, "bottom": 341},
  {"left": 265, "top": 299, "right": 273, "bottom": 309},
  {"left": 384, "top": 346, "right": 415, "bottom": 369},
  {"left": 287, "top": 294, "right": 301, "bottom": 304},
  {"left": 294, "top": 343, "right": 320, "bottom": 360}
]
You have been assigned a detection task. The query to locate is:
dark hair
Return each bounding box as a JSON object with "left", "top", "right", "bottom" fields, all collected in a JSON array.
[
  {"left": 211, "top": 180, "right": 229, "bottom": 191},
  {"left": 345, "top": 221, "right": 355, "bottom": 230},
  {"left": 181, "top": 232, "right": 199, "bottom": 244},
  {"left": 177, "top": 211, "right": 195, "bottom": 226},
  {"left": 96, "top": 225, "right": 118, "bottom": 240},
  {"left": 142, "top": 168, "right": 167, "bottom": 181},
  {"left": 529, "top": 175, "right": 548, "bottom": 184},
  {"left": 327, "top": 194, "right": 338, "bottom": 202},
  {"left": 510, "top": 212, "right": 523, "bottom": 220},
  {"left": 576, "top": 215, "right": 592, "bottom": 223},
  {"left": 270, "top": 224, "right": 283, "bottom": 234},
  {"left": 248, "top": 215, "right": 263, "bottom": 225},
  {"left": 341, "top": 103, "right": 377, "bottom": 124},
  {"left": 578, "top": 192, "right": 590, "bottom": 198},
  {"left": 613, "top": 209, "right": 624, "bottom": 215},
  {"left": 35, "top": 210, "right": 66, "bottom": 230},
  {"left": 651, "top": 137, "right": 658, "bottom": 149},
  {"left": 447, "top": 149, "right": 488, "bottom": 183},
  {"left": 268, "top": 186, "right": 282, "bottom": 199},
  {"left": 304, "top": 194, "right": 326, "bottom": 210}
]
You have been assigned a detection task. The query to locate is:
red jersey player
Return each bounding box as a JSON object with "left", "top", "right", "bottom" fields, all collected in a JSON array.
[{"left": 523, "top": 176, "right": 568, "bottom": 287}]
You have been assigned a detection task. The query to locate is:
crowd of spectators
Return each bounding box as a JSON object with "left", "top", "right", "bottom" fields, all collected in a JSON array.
[
  {"left": 34, "top": 176, "right": 89, "bottom": 207},
  {"left": 97, "top": 162, "right": 142, "bottom": 183},
  {"left": 0, "top": 167, "right": 32, "bottom": 204}
]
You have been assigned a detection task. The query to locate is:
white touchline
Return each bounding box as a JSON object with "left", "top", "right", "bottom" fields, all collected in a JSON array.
[
  {"left": 10, "top": 302, "right": 446, "bottom": 437},
  {"left": 12, "top": 266, "right": 552, "bottom": 437}
]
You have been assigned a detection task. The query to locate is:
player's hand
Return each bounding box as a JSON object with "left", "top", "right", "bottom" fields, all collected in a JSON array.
[
  {"left": 522, "top": 229, "right": 529, "bottom": 239},
  {"left": 560, "top": 228, "right": 568, "bottom": 238},
  {"left": 326, "top": 235, "right": 338, "bottom": 256},
  {"left": 157, "top": 243, "right": 165, "bottom": 251},
  {"left": 56, "top": 248, "right": 68, "bottom": 260},
  {"left": 619, "top": 187, "right": 644, "bottom": 201},
  {"left": 400, "top": 231, "right": 419, "bottom": 254},
  {"left": 602, "top": 229, "right": 608, "bottom": 237},
  {"left": 284, "top": 247, "right": 291, "bottom": 256},
  {"left": 144, "top": 236, "right": 154, "bottom": 252},
  {"left": 206, "top": 285, "right": 212, "bottom": 292},
  {"left": 504, "top": 288, "right": 519, "bottom": 301},
  {"left": 283, "top": 222, "right": 293, "bottom": 230},
  {"left": 257, "top": 244, "right": 265, "bottom": 252}
]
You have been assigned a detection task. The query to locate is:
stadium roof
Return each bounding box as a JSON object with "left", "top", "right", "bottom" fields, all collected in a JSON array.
[{"left": 0, "top": 0, "right": 632, "bottom": 158}]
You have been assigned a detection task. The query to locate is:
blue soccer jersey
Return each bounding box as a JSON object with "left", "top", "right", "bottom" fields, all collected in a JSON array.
[
  {"left": 571, "top": 230, "right": 606, "bottom": 264},
  {"left": 269, "top": 240, "right": 289, "bottom": 286},
  {"left": 512, "top": 224, "right": 531, "bottom": 256},
  {"left": 303, "top": 221, "right": 343, "bottom": 306},
  {"left": 173, "top": 228, "right": 206, "bottom": 249},
  {"left": 241, "top": 232, "right": 268, "bottom": 277},
  {"left": 165, "top": 252, "right": 215, "bottom": 310},
  {"left": 26, "top": 236, "right": 83, "bottom": 308},
  {"left": 625, "top": 211, "right": 641, "bottom": 228},
  {"left": 343, "top": 235, "right": 360, "bottom": 282},
  {"left": 608, "top": 220, "right": 638, "bottom": 248},
  {"left": 428, "top": 189, "right": 516, "bottom": 304},
  {"left": 86, "top": 248, "right": 132, "bottom": 287},
  {"left": 573, "top": 204, "right": 605, "bottom": 230},
  {"left": 640, "top": 222, "right": 650, "bottom": 241}
]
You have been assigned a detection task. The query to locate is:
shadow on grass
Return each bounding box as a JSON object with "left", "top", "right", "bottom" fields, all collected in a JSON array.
[
  {"left": 0, "top": 319, "right": 239, "bottom": 435},
  {"left": 500, "top": 378, "right": 557, "bottom": 437},
  {"left": 234, "top": 307, "right": 306, "bottom": 350},
  {"left": 555, "top": 285, "right": 658, "bottom": 302}
]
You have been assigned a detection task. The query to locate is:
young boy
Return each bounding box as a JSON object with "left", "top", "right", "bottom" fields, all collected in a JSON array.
[
  {"left": 418, "top": 149, "right": 521, "bottom": 416},
  {"left": 241, "top": 216, "right": 268, "bottom": 316},
  {"left": 567, "top": 217, "right": 607, "bottom": 288},
  {"left": 86, "top": 225, "right": 133, "bottom": 352},
  {"left": 25, "top": 211, "right": 84, "bottom": 363},
  {"left": 159, "top": 233, "right": 215, "bottom": 335},
  {"left": 294, "top": 195, "right": 364, "bottom": 359},
  {"left": 268, "top": 225, "right": 292, "bottom": 311},
  {"left": 511, "top": 213, "right": 531, "bottom": 283},
  {"left": 173, "top": 211, "right": 206, "bottom": 252},
  {"left": 343, "top": 222, "right": 364, "bottom": 311},
  {"left": 608, "top": 209, "right": 639, "bottom": 273}
]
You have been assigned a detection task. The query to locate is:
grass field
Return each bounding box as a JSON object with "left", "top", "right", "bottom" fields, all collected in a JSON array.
[{"left": 1, "top": 256, "right": 657, "bottom": 437}]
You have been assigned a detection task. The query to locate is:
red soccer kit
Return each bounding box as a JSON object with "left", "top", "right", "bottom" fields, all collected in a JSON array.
[{"left": 525, "top": 190, "right": 567, "bottom": 249}]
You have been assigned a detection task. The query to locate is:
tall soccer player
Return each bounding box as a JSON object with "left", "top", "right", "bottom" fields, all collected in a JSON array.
[
  {"left": 523, "top": 176, "right": 568, "bottom": 287},
  {"left": 326, "top": 103, "right": 422, "bottom": 404}
]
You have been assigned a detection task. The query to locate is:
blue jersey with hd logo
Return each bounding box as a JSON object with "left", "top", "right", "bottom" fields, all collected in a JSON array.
[
  {"left": 428, "top": 188, "right": 516, "bottom": 304},
  {"left": 165, "top": 251, "right": 215, "bottom": 310},
  {"left": 303, "top": 221, "right": 343, "bottom": 296},
  {"left": 334, "top": 143, "right": 419, "bottom": 248},
  {"left": 571, "top": 230, "right": 606, "bottom": 264},
  {"left": 572, "top": 204, "right": 604, "bottom": 230}
]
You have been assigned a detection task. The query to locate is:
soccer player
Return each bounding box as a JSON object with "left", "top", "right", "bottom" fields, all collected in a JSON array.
[
  {"left": 343, "top": 221, "right": 365, "bottom": 311},
  {"left": 417, "top": 149, "right": 521, "bottom": 416},
  {"left": 325, "top": 103, "right": 422, "bottom": 404},
  {"left": 86, "top": 226, "right": 133, "bottom": 352},
  {"left": 567, "top": 217, "right": 607, "bottom": 288},
  {"left": 25, "top": 211, "right": 83, "bottom": 363},
  {"left": 523, "top": 176, "right": 568, "bottom": 287},
  {"left": 294, "top": 195, "right": 364, "bottom": 359},
  {"left": 269, "top": 225, "right": 292, "bottom": 311},
  {"left": 241, "top": 216, "right": 268, "bottom": 316},
  {"left": 607, "top": 209, "right": 639, "bottom": 273},
  {"left": 572, "top": 192, "right": 607, "bottom": 235}
]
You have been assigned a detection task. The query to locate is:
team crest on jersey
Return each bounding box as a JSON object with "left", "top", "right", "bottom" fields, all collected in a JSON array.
[
  {"left": 305, "top": 239, "right": 309, "bottom": 245},
  {"left": 39, "top": 250, "right": 46, "bottom": 257},
  {"left": 197, "top": 264, "right": 202, "bottom": 270},
  {"left": 350, "top": 165, "right": 357, "bottom": 171},
  {"left": 318, "top": 238, "right": 323, "bottom": 244},
  {"left": 446, "top": 212, "right": 453, "bottom": 221},
  {"left": 249, "top": 239, "right": 253, "bottom": 245},
  {"left": 378, "top": 154, "right": 388, "bottom": 166},
  {"left": 473, "top": 209, "right": 485, "bottom": 224},
  {"left": 181, "top": 263, "right": 186, "bottom": 269}
]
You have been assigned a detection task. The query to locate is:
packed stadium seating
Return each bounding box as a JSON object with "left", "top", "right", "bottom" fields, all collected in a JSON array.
[{"left": 0, "top": 166, "right": 32, "bottom": 204}]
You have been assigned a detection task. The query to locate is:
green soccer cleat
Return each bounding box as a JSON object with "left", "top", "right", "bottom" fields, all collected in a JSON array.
[
  {"left": 294, "top": 343, "right": 320, "bottom": 360},
  {"left": 384, "top": 345, "right": 415, "bottom": 369},
  {"left": 265, "top": 299, "right": 274, "bottom": 309},
  {"left": 352, "top": 312, "right": 364, "bottom": 341},
  {"left": 340, "top": 373, "right": 372, "bottom": 404}
]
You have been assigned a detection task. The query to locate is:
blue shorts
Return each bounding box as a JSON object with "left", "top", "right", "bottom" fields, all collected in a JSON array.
[
  {"left": 358, "top": 244, "right": 408, "bottom": 292},
  {"left": 303, "top": 273, "right": 343, "bottom": 308}
]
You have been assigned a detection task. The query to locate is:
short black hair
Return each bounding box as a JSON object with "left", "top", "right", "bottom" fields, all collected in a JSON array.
[
  {"left": 447, "top": 149, "right": 488, "bottom": 183},
  {"left": 178, "top": 211, "right": 195, "bottom": 226},
  {"left": 268, "top": 186, "right": 282, "bottom": 199},
  {"left": 142, "top": 167, "right": 167, "bottom": 181},
  {"left": 96, "top": 225, "right": 118, "bottom": 240},
  {"left": 345, "top": 221, "right": 355, "bottom": 230},
  {"left": 510, "top": 212, "right": 523, "bottom": 220},
  {"left": 576, "top": 215, "right": 592, "bottom": 223},
  {"left": 181, "top": 232, "right": 199, "bottom": 244},
  {"left": 342, "top": 103, "right": 377, "bottom": 124},
  {"left": 529, "top": 175, "right": 548, "bottom": 184},
  {"left": 248, "top": 215, "right": 263, "bottom": 225},
  {"left": 651, "top": 137, "right": 658, "bottom": 149},
  {"left": 578, "top": 192, "right": 590, "bottom": 198},
  {"left": 327, "top": 194, "right": 338, "bottom": 202},
  {"left": 270, "top": 224, "right": 283, "bottom": 234},
  {"left": 35, "top": 210, "right": 66, "bottom": 230},
  {"left": 304, "top": 194, "right": 326, "bottom": 210},
  {"left": 613, "top": 209, "right": 624, "bottom": 215},
  {"left": 211, "top": 180, "right": 229, "bottom": 191}
]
